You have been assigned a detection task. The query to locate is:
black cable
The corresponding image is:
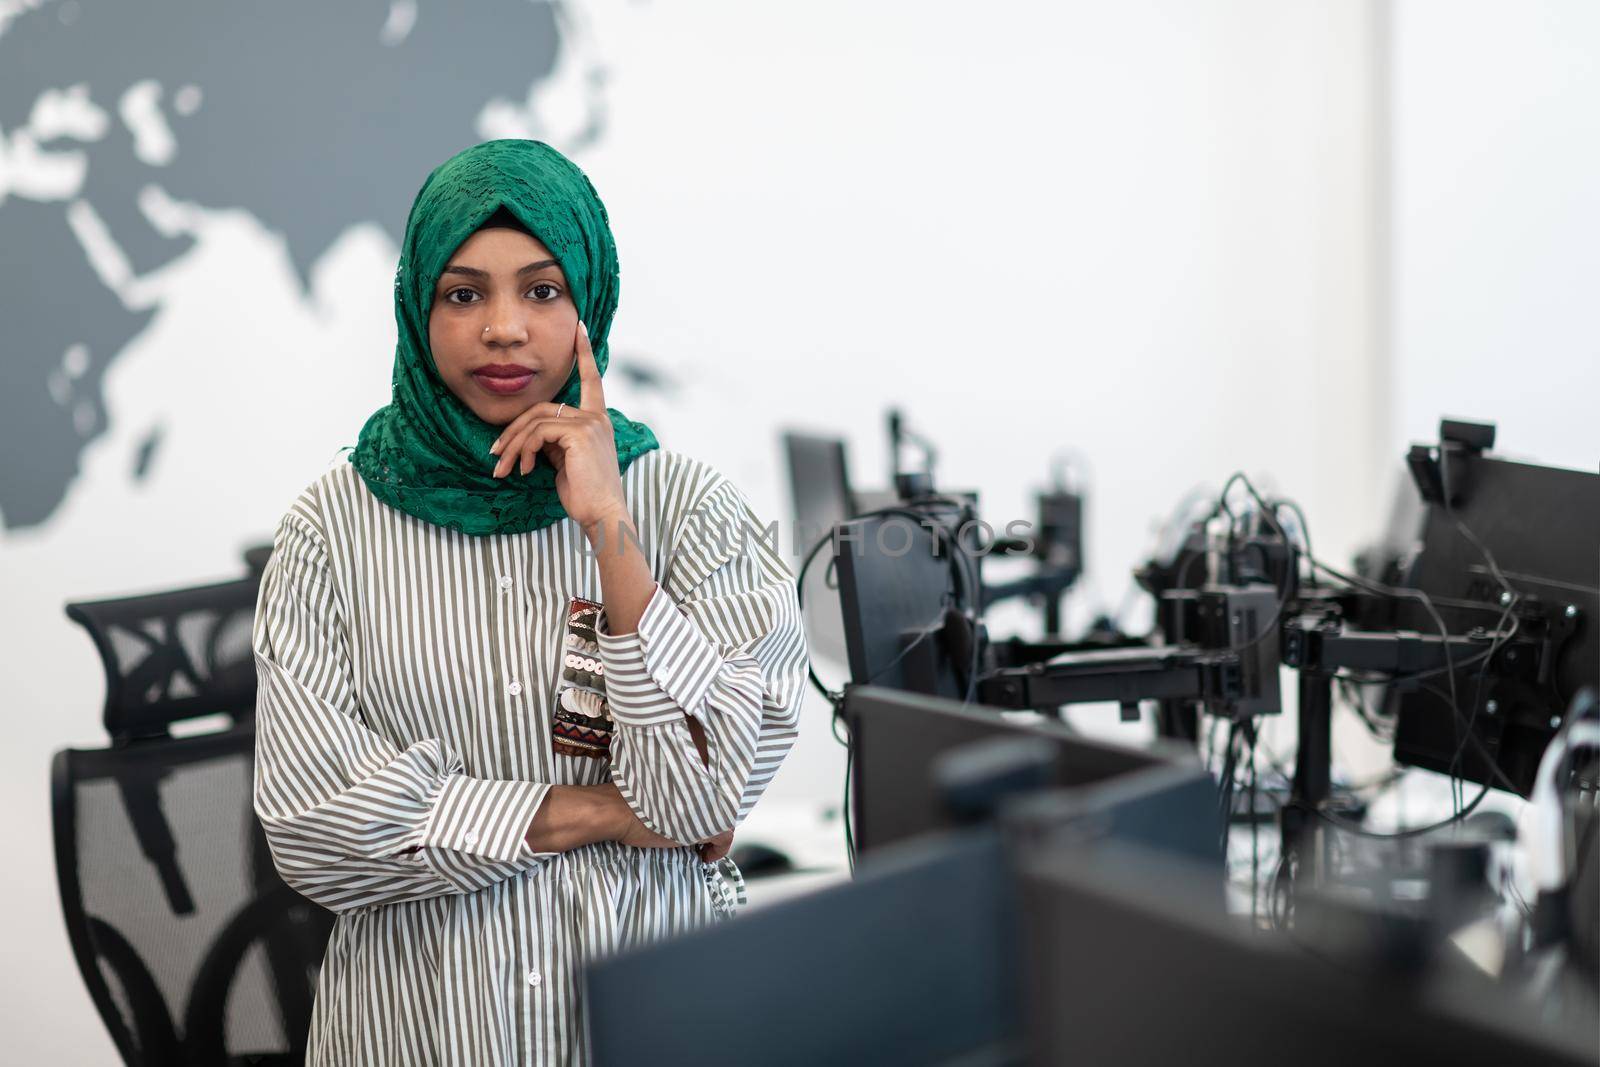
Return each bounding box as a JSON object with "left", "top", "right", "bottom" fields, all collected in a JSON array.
[
  {"left": 1211, "top": 473, "right": 1520, "bottom": 702},
  {"left": 1434, "top": 515, "right": 1520, "bottom": 796},
  {"left": 796, "top": 498, "right": 977, "bottom": 706},
  {"left": 860, "top": 611, "right": 953, "bottom": 688},
  {"left": 1218, "top": 717, "right": 1267, "bottom": 925},
  {"left": 1248, "top": 721, "right": 1260, "bottom": 928},
  {"left": 1228, "top": 549, "right": 1295, "bottom": 657},
  {"left": 794, "top": 495, "right": 985, "bottom": 875},
  {"left": 1117, "top": 486, "right": 1214, "bottom": 634},
  {"left": 1276, "top": 499, "right": 1314, "bottom": 568},
  {"left": 842, "top": 731, "right": 855, "bottom": 873},
  {"left": 1271, "top": 851, "right": 1294, "bottom": 931},
  {"left": 1234, "top": 474, "right": 1456, "bottom": 812},
  {"left": 825, "top": 619, "right": 949, "bottom": 874},
  {"left": 1215, "top": 472, "right": 1536, "bottom": 840},
  {"left": 931, "top": 508, "right": 984, "bottom": 705},
  {"left": 1429, "top": 680, "right": 1521, "bottom": 795},
  {"left": 795, "top": 525, "right": 847, "bottom": 705},
  {"left": 1441, "top": 603, "right": 1522, "bottom": 795},
  {"left": 1169, "top": 489, "right": 1294, "bottom": 659},
  {"left": 1214, "top": 479, "right": 1301, "bottom": 655},
  {"left": 1329, "top": 641, "right": 1506, "bottom": 688},
  {"left": 852, "top": 500, "right": 983, "bottom": 704},
  {"left": 1307, "top": 552, "right": 1520, "bottom": 687},
  {"left": 1336, "top": 678, "right": 1394, "bottom": 741},
  {"left": 1285, "top": 777, "right": 1494, "bottom": 840},
  {"left": 1282, "top": 607, "right": 1512, "bottom": 841},
  {"left": 1217, "top": 721, "right": 1242, "bottom": 854}
]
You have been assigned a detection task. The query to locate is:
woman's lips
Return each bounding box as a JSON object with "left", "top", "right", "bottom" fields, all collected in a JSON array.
[{"left": 473, "top": 367, "right": 536, "bottom": 395}]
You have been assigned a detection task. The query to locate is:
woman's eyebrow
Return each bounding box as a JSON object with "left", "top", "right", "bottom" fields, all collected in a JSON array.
[{"left": 440, "top": 260, "right": 560, "bottom": 281}]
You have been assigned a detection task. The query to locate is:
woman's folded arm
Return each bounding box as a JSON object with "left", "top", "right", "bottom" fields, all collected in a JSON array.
[
  {"left": 252, "top": 511, "right": 557, "bottom": 913},
  {"left": 597, "top": 478, "right": 808, "bottom": 845}
]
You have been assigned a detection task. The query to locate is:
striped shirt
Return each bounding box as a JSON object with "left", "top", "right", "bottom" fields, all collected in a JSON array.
[{"left": 251, "top": 448, "right": 808, "bottom": 1065}]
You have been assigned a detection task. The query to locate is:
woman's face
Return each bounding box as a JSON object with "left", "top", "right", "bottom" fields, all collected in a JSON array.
[{"left": 428, "top": 226, "right": 580, "bottom": 426}]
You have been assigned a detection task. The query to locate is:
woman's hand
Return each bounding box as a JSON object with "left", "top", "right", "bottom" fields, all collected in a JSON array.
[
  {"left": 697, "top": 830, "right": 735, "bottom": 864},
  {"left": 592, "top": 780, "right": 680, "bottom": 849},
  {"left": 488, "top": 320, "right": 627, "bottom": 530},
  {"left": 615, "top": 810, "right": 683, "bottom": 850},
  {"left": 595, "top": 781, "right": 736, "bottom": 859}
]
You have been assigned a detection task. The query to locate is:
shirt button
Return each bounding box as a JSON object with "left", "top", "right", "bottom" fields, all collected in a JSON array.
[
  {"left": 507, "top": 680, "right": 523, "bottom": 697},
  {"left": 498, "top": 575, "right": 513, "bottom": 592},
  {"left": 462, "top": 830, "right": 479, "bottom": 846},
  {"left": 526, "top": 969, "right": 542, "bottom": 987}
]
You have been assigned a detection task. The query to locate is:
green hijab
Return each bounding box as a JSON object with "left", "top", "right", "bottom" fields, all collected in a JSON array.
[{"left": 348, "top": 139, "right": 659, "bottom": 536}]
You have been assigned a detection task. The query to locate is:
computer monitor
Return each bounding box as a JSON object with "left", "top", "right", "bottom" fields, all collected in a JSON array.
[
  {"left": 783, "top": 431, "right": 855, "bottom": 537},
  {"left": 833, "top": 510, "right": 978, "bottom": 699},
  {"left": 1017, "top": 841, "right": 1598, "bottom": 1066},
  {"left": 587, "top": 718, "right": 1228, "bottom": 1067},
  {"left": 783, "top": 432, "right": 856, "bottom": 668},
  {"left": 586, "top": 830, "right": 1022, "bottom": 1067},
  {"left": 843, "top": 685, "right": 1220, "bottom": 861},
  {"left": 1391, "top": 449, "right": 1600, "bottom": 794}
]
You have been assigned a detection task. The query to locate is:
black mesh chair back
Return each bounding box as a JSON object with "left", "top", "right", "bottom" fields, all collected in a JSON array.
[
  {"left": 53, "top": 558, "right": 335, "bottom": 1066},
  {"left": 65, "top": 575, "right": 262, "bottom": 742}
]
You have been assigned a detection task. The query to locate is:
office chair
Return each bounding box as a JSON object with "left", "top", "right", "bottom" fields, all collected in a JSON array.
[{"left": 52, "top": 560, "right": 334, "bottom": 1066}]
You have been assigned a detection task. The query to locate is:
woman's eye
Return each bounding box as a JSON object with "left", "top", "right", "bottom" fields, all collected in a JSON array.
[{"left": 442, "top": 283, "right": 559, "bottom": 303}]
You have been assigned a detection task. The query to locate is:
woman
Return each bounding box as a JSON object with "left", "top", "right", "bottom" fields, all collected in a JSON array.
[{"left": 251, "top": 138, "right": 808, "bottom": 1065}]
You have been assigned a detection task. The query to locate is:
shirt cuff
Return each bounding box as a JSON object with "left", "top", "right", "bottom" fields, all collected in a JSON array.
[
  {"left": 419, "top": 773, "right": 551, "bottom": 867},
  {"left": 514, "top": 835, "right": 558, "bottom": 865},
  {"left": 596, "top": 581, "right": 724, "bottom": 726}
]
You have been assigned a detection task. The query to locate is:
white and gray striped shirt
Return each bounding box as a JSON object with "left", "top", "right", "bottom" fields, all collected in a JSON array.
[{"left": 251, "top": 448, "right": 808, "bottom": 1065}]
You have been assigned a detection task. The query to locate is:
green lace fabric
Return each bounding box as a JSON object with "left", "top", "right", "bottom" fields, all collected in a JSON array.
[{"left": 347, "top": 139, "right": 659, "bottom": 536}]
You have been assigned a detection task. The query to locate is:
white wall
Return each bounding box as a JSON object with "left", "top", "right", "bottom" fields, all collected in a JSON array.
[
  {"left": 1, "top": 2, "right": 1389, "bottom": 1058},
  {"left": 1390, "top": 0, "right": 1600, "bottom": 471},
  {"left": 587, "top": 0, "right": 1390, "bottom": 617}
]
